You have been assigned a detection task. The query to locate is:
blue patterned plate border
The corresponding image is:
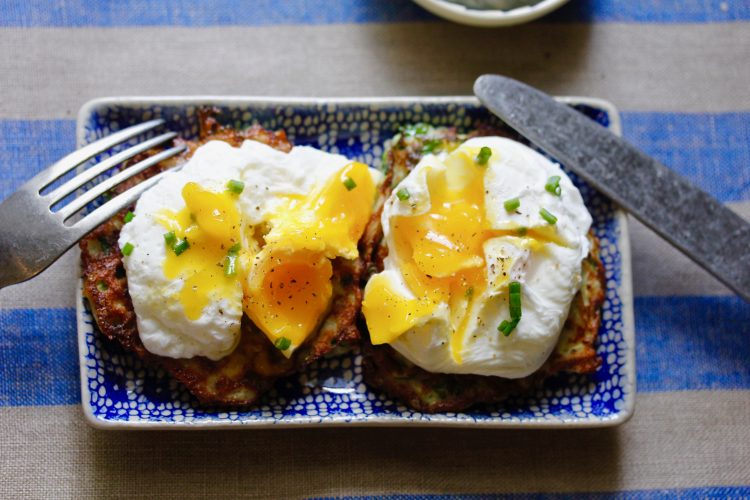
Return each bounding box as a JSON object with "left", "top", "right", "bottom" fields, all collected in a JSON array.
[{"left": 76, "top": 96, "right": 634, "bottom": 429}]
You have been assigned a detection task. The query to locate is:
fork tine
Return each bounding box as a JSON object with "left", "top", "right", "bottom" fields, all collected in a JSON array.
[
  {"left": 59, "top": 144, "right": 186, "bottom": 222},
  {"left": 71, "top": 162, "right": 185, "bottom": 238},
  {"left": 32, "top": 119, "right": 165, "bottom": 193},
  {"left": 47, "top": 131, "right": 178, "bottom": 205}
]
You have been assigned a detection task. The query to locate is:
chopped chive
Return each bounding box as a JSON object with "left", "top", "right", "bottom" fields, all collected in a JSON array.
[
  {"left": 224, "top": 243, "right": 241, "bottom": 277},
  {"left": 510, "top": 294, "right": 521, "bottom": 309},
  {"left": 403, "top": 123, "right": 430, "bottom": 137},
  {"left": 96, "top": 280, "right": 108, "bottom": 292},
  {"left": 396, "top": 187, "right": 410, "bottom": 201},
  {"left": 121, "top": 242, "right": 134, "bottom": 256},
  {"left": 465, "top": 286, "right": 474, "bottom": 299},
  {"left": 422, "top": 139, "right": 442, "bottom": 154},
  {"left": 498, "top": 318, "right": 519, "bottom": 337},
  {"left": 545, "top": 175, "right": 562, "bottom": 196},
  {"left": 123, "top": 211, "right": 135, "bottom": 223},
  {"left": 163, "top": 231, "right": 177, "bottom": 247},
  {"left": 224, "top": 254, "right": 238, "bottom": 277},
  {"left": 509, "top": 319, "right": 520, "bottom": 336},
  {"left": 172, "top": 239, "right": 190, "bottom": 256},
  {"left": 274, "top": 336, "right": 291, "bottom": 351},
  {"left": 509, "top": 282, "right": 522, "bottom": 320},
  {"left": 510, "top": 306, "right": 522, "bottom": 320},
  {"left": 540, "top": 208, "right": 558, "bottom": 225},
  {"left": 343, "top": 176, "right": 357, "bottom": 191},
  {"left": 504, "top": 197, "right": 520, "bottom": 212},
  {"left": 226, "top": 179, "right": 245, "bottom": 194},
  {"left": 517, "top": 226, "right": 528, "bottom": 236},
  {"left": 415, "top": 124, "right": 429, "bottom": 135},
  {"left": 499, "top": 281, "right": 523, "bottom": 336},
  {"left": 475, "top": 146, "right": 492, "bottom": 166}
]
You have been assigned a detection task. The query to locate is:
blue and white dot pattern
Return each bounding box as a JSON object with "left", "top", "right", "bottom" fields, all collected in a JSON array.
[{"left": 77, "top": 98, "right": 634, "bottom": 428}]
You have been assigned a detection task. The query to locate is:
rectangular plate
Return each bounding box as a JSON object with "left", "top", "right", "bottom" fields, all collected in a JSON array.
[{"left": 77, "top": 96, "right": 635, "bottom": 429}]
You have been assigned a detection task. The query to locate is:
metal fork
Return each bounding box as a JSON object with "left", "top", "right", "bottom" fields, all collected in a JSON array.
[{"left": 0, "top": 119, "right": 186, "bottom": 289}]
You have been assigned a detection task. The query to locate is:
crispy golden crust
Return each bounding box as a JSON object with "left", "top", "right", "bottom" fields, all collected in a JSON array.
[
  {"left": 546, "top": 235, "right": 605, "bottom": 374},
  {"left": 359, "top": 125, "right": 606, "bottom": 413},
  {"left": 80, "top": 110, "right": 364, "bottom": 407}
]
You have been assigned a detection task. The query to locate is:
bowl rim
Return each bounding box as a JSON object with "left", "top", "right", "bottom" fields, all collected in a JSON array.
[
  {"left": 411, "top": 0, "right": 570, "bottom": 27},
  {"left": 76, "top": 95, "right": 635, "bottom": 430}
]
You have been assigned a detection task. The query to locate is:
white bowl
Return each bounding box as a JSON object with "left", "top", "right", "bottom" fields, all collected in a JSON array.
[{"left": 412, "top": 0, "right": 569, "bottom": 27}]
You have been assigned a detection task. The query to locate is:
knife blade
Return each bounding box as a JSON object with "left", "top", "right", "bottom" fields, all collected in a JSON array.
[{"left": 474, "top": 74, "right": 750, "bottom": 303}]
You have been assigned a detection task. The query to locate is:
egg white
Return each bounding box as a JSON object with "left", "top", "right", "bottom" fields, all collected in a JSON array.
[{"left": 377, "top": 137, "right": 593, "bottom": 378}]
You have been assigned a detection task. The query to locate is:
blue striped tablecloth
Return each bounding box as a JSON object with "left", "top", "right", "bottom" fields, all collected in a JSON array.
[{"left": 1, "top": 1, "right": 748, "bottom": 498}]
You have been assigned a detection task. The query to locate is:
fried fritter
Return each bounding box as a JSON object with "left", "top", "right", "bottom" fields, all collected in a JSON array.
[
  {"left": 81, "top": 110, "right": 364, "bottom": 406},
  {"left": 359, "top": 124, "right": 606, "bottom": 413}
]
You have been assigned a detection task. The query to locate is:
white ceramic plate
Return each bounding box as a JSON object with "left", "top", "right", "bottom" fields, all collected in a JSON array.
[
  {"left": 412, "top": 0, "right": 569, "bottom": 27},
  {"left": 77, "top": 96, "right": 634, "bottom": 429}
]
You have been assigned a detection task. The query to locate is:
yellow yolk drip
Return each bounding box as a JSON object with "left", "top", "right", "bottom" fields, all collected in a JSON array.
[
  {"left": 264, "top": 162, "right": 376, "bottom": 260},
  {"left": 363, "top": 147, "right": 524, "bottom": 363},
  {"left": 157, "top": 182, "right": 242, "bottom": 321},
  {"left": 244, "top": 162, "right": 376, "bottom": 354},
  {"left": 362, "top": 274, "right": 437, "bottom": 345},
  {"left": 243, "top": 248, "right": 333, "bottom": 355}
]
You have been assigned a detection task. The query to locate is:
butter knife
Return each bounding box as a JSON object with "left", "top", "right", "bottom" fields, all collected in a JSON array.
[{"left": 474, "top": 74, "right": 750, "bottom": 302}]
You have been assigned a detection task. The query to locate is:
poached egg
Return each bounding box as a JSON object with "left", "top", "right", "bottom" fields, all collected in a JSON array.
[
  {"left": 119, "top": 140, "right": 380, "bottom": 360},
  {"left": 362, "top": 136, "right": 592, "bottom": 378}
]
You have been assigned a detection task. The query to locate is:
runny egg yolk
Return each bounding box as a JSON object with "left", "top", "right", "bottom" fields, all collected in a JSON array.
[
  {"left": 244, "top": 248, "right": 333, "bottom": 353},
  {"left": 361, "top": 273, "right": 438, "bottom": 344},
  {"left": 363, "top": 147, "right": 525, "bottom": 363},
  {"left": 264, "top": 161, "right": 375, "bottom": 260},
  {"left": 157, "top": 182, "right": 242, "bottom": 321},
  {"left": 244, "top": 162, "right": 376, "bottom": 354}
]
